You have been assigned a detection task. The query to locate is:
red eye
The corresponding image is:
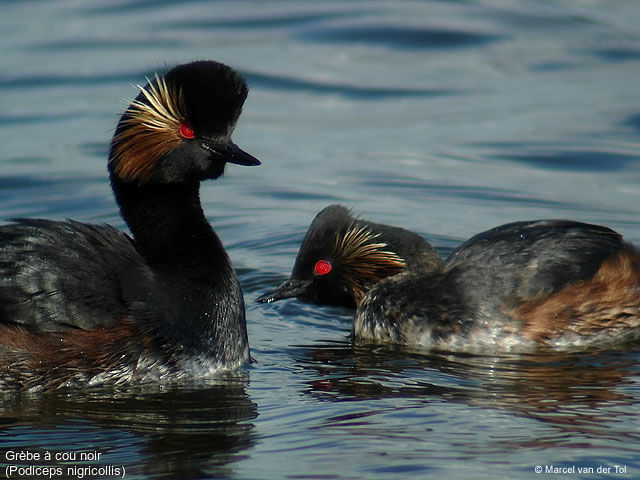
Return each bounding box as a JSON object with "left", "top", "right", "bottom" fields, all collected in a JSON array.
[
  {"left": 179, "top": 123, "right": 195, "bottom": 139},
  {"left": 313, "top": 260, "right": 332, "bottom": 276}
]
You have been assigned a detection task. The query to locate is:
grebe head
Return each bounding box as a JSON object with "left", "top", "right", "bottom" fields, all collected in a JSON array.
[
  {"left": 258, "top": 205, "right": 414, "bottom": 308},
  {"left": 109, "top": 60, "right": 260, "bottom": 186}
]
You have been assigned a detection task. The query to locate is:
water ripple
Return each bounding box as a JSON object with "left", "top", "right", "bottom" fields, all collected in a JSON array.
[
  {"left": 359, "top": 177, "right": 592, "bottom": 211},
  {"left": 481, "top": 7, "right": 596, "bottom": 30},
  {"left": 243, "top": 70, "right": 455, "bottom": 99},
  {"left": 589, "top": 47, "right": 640, "bottom": 62},
  {"left": 298, "top": 24, "right": 502, "bottom": 50},
  {"left": 31, "top": 38, "right": 180, "bottom": 52},
  {"left": 623, "top": 113, "right": 640, "bottom": 133},
  {"left": 0, "top": 71, "right": 146, "bottom": 90},
  {"left": 0, "top": 113, "right": 78, "bottom": 126},
  {"left": 81, "top": 0, "right": 212, "bottom": 14},
  {"left": 161, "top": 11, "right": 349, "bottom": 30},
  {"left": 480, "top": 143, "right": 640, "bottom": 172}
]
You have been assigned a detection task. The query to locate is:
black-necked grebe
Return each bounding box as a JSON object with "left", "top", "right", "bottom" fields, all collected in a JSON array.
[
  {"left": 355, "top": 219, "right": 640, "bottom": 351},
  {"left": 260, "top": 206, "right": 640, "bottom": 351},
  {"left": 0, "top": 60, "right": 260, "bottom": 389},
  {"left": 257, "top": 204, "right": 443, "bottom": 308}
]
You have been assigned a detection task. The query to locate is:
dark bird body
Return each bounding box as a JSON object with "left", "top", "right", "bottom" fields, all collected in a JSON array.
[
  {"left": 262, "top": 206, "right": 640, "bottom": 351},
  {"left": 356, "top": 219, "right": 640, "bottom": 350},
  {"left": 258, "top": 204, "right": 444, "bottom": 308},
  {"left": 0, "top": 61, "right": 260, "bottom": 389}
]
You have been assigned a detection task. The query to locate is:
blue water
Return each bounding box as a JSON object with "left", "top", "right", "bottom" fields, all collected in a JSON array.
[{"left": 1, "top": 1, "right": 640, "bottom": 479}]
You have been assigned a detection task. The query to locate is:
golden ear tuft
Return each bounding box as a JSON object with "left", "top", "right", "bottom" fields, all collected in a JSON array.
[
  {"left": 111, "top": 74, "right": 188, "bottom": 182},
  {"left": 334, "top": 224, "right": 407, "bottom": 305}
]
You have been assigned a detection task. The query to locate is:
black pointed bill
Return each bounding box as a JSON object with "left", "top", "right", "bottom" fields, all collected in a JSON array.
[
  {"left": 257, "top": 278, "right": 313, "bottom": 303},
  {"left": 201, "top": 138, "right": 261, "bottom": 166}
]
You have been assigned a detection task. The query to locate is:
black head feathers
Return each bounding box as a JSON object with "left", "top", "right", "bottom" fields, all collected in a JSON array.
[
  {"left": 109, "top": 60, "right": 258, "bottom": 184},
  {"left": 258, "top": 205, "right": 444, "bottom": 308}
]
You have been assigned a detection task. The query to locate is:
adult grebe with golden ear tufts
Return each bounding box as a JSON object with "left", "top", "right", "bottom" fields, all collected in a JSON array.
[
  {"left": 259, "top": 206, "right": 640, "bottom": 351},
  {"left": 0, "top": 60, "right": 260, "bottom": 390},
  {"left": 258, "top": 205, "right": 444, "bottom": 308}
]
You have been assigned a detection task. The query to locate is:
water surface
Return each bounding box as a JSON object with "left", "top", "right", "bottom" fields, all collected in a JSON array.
[{"left": 1, "top": 1, "right": 640, "bottom": 479}]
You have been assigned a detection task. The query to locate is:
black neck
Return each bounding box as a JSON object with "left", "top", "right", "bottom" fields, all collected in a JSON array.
[
  {"left": 111, "top": 177, "right": 228, "bottom": 277},
  {"left": 110, "top": 176, "right": 248, "bottom": 361}
]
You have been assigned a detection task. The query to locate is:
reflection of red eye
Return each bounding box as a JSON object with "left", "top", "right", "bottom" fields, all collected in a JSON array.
[
  {"left": 314, "top": 260, "right": 332, "bottom": 276},
  {"left": 179, "top": 123, "right": 195, "bottom": 139}
]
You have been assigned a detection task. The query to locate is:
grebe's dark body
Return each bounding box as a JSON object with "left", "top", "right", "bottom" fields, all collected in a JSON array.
[
  {"left": 259, "top": 205, "right": 640, "bottom": 351},
  {"left": 0, "top": 60, "right": 260, "bottom": 389},
  {"left": 356, "top": 219, "right": 640, "bottom": 351}
]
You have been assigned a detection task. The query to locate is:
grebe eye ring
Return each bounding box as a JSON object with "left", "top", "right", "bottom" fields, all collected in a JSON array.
[
  {"left": 179, "top": 123, "right": 196, "bottom": 139},
  {"left": 314, "top": 260, "right": 332, "bottom": 276}
]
